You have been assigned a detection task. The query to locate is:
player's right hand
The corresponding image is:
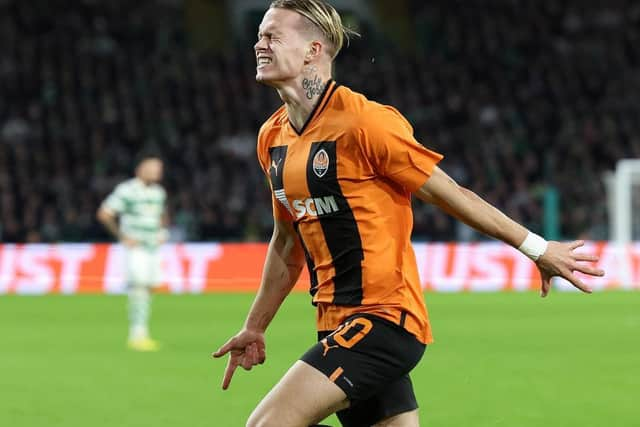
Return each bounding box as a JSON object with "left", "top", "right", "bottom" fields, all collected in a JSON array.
[{"left": 212, "top": 328, "right": 266, "bottom": 390}]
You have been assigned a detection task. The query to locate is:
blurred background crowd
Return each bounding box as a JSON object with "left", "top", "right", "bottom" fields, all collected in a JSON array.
[{"left": 1, "top": 0, "right": 639, "bottom": 243}]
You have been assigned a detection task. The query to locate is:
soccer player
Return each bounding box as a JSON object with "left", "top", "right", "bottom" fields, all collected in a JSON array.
[
  {"left": 97, "top": 155, "right": 168, "bottom": 352},
  {"left": 213, "top": 1, "right": 605, "bottom": 426}
]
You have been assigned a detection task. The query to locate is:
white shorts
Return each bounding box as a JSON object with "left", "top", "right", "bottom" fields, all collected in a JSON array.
[{"left": 125, "top": 246, "right": 162, "bottom": 287}]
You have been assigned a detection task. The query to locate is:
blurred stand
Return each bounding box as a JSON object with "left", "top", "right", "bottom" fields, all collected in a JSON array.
[{"left": 0, "top": 0, "right": 639, "bottom": 243}]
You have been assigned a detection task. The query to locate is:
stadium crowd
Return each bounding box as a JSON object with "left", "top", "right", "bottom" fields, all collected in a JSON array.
[{"left": 1, "top": 0, "right": 639, "bottom": 243}]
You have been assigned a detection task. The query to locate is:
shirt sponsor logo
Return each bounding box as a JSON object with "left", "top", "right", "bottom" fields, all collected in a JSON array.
[{"left": 292, "top": 196, "right": 339, "bottom": 219}]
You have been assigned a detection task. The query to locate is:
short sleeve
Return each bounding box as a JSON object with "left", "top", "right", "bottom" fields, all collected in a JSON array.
[
  {"left": 102, "top": 184, "right": 127, "bottom": 214},
  {"left": 257, "top": 124, "right": 294, "bottom": 222},
  {"left": 256, "top": 126, "right": 271, "bottom": 176},
  {"left": 360, "top": 106, "right": 443, "bottom": 192}
]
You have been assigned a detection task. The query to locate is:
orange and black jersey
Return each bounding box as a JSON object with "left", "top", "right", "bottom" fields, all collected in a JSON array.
[{"left": 257, "top": 80, "right": 443, "bottom": 344}]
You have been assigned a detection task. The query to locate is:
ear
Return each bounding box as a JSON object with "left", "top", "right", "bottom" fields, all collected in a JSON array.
[{"left": 304, "top": 40, "right": 323, "bottom": 64}]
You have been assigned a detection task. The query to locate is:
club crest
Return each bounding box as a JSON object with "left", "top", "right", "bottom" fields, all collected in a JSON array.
[{"left": 312, "top": 149, "right": 329, "bottom": 178}]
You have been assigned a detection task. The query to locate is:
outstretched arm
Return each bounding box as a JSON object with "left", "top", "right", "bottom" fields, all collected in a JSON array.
[
  {"left": 414, "top": 166, "right": 604, "bottom": 296},
  {"left": 212, "top": 218, "right": 306, "bottom": 389}
]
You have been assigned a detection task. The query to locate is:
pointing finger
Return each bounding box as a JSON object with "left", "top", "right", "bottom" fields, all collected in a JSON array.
[
  {"left": 212, "top": 339, "right": 234, "bottom": 358},
  {"left": 222, "top": 358, "right": 239, "bottom": 390}
]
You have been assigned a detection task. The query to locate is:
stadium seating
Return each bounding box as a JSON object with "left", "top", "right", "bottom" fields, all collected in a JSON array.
[{"left": 0, "top": 0, "right": 638, "bottom": 242}]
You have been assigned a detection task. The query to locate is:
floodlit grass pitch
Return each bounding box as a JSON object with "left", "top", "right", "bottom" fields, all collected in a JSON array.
[{"left": 1, "top": 291, "right": 638, "bottom": 427}]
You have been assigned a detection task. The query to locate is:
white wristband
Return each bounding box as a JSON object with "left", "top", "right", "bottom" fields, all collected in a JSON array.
[{"left": 518, "top": 232, "right": 548, "bottom": 261}]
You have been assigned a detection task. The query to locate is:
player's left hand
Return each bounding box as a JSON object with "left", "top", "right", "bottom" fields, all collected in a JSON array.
[{"left": 535, "top": 240, "right": 605, "bottom": 297}]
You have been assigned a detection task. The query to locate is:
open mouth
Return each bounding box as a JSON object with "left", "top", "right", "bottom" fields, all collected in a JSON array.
[{"left": 257, "top": 57, "right": 272, "bottom": 68}]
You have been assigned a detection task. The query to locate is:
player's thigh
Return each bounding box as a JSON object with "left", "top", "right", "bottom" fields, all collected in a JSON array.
[
  {"left": 335, "top": 374, "right": 420, "bottom": 427},
  {"left": 247, "top": 360, "right": 348, "bottom": 427},
  {"left": 126, "top": 247, "right": 155, "bottom": 286},
  {"left": 372, "top": 409, "right": 419, "bottom": 427},
  {"left": 304, "top": 315, "right": 425, "bottom": 404},
  {"left": 147, "top": 248, "right": 162, "bottom": 286},
  {"left": 125, "top": 247, "right": 144, "bottom": 285}
]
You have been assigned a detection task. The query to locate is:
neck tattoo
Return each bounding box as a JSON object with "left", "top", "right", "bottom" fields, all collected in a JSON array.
[{"left": 302, "top": 75, "right": 325, "bottom": 100}]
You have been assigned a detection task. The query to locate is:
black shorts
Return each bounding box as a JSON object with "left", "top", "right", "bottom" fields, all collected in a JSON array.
[{"left": 300, "top": 313, "right": 426, "bottom": 427}]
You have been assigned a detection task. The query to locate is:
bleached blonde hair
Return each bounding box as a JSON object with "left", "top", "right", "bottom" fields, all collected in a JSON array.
[{"left": 269, "top": 0, "right": 359, "bottom": 59}]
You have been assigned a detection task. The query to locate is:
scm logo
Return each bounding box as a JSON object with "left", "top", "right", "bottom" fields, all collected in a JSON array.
[{"left": 293, "top": 196, "right": 339, "bottom": 219}]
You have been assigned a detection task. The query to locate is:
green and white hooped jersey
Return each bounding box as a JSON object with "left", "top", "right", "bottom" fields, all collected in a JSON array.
[{"left": 103, "top": 178, "right": 167, "bottom": 248}]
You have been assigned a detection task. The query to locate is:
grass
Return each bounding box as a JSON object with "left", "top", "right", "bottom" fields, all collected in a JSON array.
[{"left": 0, "top": 291, "right": 638, "bottom": 427}]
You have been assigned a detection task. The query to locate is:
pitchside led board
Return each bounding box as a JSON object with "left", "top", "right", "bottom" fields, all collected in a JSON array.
[{"left": 0, "top": 242, "right": 635, "bottom": 295}]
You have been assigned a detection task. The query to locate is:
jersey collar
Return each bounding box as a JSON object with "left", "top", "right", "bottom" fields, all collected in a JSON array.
[{"left": 289, "top": 79, "right": 339, "bottom": 136}]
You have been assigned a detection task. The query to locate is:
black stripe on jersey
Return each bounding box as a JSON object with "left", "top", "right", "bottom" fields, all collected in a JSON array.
[
  {"left": 290, "top": 79, "right": 336, "bottom": 136},
  {"left": 270, "top": 146, "right": 319, "bottom": 297},
  {"left": 294, "top": 222, "right": 319, "bottom": 300},
  {"left": 306, "top": 141, "right": 364, "bottom": 305},
  {"left": 268, "top": 146, "right": 288, "bottom": 191}
]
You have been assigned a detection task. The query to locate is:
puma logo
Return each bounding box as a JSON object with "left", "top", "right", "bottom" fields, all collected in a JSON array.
[
  {"left": 321, "top": 338, "right": 340, "bottom": 356},
  {"left": 270, "top": 158, "right": 283, "bottom": 176}
]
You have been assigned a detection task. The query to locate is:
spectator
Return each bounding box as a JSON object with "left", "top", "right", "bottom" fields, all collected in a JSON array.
[{"left": 0, "top": 0, "right": 639, "bottom": 242}]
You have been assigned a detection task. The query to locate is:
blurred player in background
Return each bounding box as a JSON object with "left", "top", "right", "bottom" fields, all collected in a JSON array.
[
  {"left": 213, "top": 1, "right": 605, "bottom": 426},
  {"left": 97, "top": 155, "right": 168, "bottom": 352}
]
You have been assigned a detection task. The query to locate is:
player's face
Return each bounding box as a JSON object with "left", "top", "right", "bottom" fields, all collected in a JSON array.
[
  {"left": 138, "top": 159, "right": 163, "bottom": 184},
  {"left": 254, "top": 8, "right": 312, "bottom": 86}
]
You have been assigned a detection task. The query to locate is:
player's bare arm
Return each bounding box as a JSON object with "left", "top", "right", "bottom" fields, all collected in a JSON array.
[
  {"left": 96, "top": 207, "right": 138, "bottom": 247},
  {"left": 213, "top": 218, "right": 305, "bottom": 389},
  {"left": 414, "top": 166, "right": 605, "bottom": 296}
]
